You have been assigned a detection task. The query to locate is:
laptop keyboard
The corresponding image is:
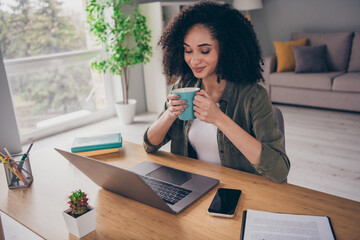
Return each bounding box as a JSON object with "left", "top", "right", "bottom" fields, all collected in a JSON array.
[{"left": 140, "top": 175, "right": 192, "bottom": 205}]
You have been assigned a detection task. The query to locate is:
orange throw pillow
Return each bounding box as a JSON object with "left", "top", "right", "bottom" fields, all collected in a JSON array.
[{"left": 273, "top": 38, "right": 308, "bottom": 72}]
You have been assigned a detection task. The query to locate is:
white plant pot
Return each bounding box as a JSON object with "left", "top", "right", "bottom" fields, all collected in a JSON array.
[
  {"left": 62, "top": 207, "right": 96, "bottom": 238},
  {"left": 114, "top": 99, "right": 137, "bottom": 124}
]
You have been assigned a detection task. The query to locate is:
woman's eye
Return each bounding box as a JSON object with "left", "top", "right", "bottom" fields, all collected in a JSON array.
[
  {"left": 185, "top": 50, "right": 192, "bottom": 54},
  {"left": 201, "top": 50, "right": 210, "bottom": 54}
]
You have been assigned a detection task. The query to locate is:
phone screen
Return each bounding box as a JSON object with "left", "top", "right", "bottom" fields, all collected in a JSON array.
[{"left": 208, "top": 188, "right": 242, "bottom": 217}]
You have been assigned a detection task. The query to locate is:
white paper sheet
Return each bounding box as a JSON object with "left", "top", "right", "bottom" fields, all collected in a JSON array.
[{"left": 243, "top": 209, "right": 335, "bottom": 240}]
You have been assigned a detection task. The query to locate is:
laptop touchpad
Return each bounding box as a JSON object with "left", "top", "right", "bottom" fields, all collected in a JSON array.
[{"left": 146, "top": 166, "right": 192, "bottom": 186}]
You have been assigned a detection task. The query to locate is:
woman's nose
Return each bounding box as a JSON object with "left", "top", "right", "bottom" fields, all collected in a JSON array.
[{"left": 190, "top": 53, "right": 202, "bottom": 66}]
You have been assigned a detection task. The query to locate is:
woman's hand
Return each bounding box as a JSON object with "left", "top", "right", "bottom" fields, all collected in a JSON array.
[
  {"left": 193, "top": 90, "right": 222, "bottom": 124},
  {"left": 167, "top": 93, "right": 188, "bottom": 119},
  {"left": 146, "top": 93, "right": 187, "bottom": 146}
]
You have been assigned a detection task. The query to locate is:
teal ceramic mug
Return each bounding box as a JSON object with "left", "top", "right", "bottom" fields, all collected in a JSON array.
[{"left": 172, "top": 87, "right": 200, "bottom": 120}]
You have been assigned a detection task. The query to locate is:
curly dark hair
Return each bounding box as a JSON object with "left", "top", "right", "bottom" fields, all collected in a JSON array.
[{"left": 159, "top": 0, "right": 264, "bottom": 85}]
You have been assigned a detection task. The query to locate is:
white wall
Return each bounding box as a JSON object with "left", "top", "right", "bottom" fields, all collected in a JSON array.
[
  {"left": 129, "top": 64, "right": 147, "bottom": 114},
  {"left": 251, "top": 0, "right": 360, "bottom": 55}
]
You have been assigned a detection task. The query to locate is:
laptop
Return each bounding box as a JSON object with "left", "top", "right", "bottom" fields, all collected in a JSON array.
[{"left": 55, "top": 149, "right": 219, "bottom": 214}]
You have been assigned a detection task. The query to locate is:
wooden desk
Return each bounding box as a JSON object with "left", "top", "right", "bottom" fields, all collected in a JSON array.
[{"left": 1, "top": 142, "right": 359, "bottom": 239}]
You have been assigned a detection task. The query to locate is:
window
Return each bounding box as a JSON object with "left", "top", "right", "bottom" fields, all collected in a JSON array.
[{"left": 0, "top": 0, "right": 114, "bottom": 141}]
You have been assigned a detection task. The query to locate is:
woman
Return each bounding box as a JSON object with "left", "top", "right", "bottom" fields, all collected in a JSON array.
[{"left": 143, "top": 1, "right": 290, "bottom": 183}]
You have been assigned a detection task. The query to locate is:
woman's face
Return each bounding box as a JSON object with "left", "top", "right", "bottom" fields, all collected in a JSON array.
[{"left": 183, "top": 24, "right": 219, "bottom": 81}]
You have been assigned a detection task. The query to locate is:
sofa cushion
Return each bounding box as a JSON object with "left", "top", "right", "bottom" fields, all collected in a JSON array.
[
  {"left": 273, "top": 38, "right": 308, "bottom": 72},
  {"left": 291, "top": 32, "right": 354, "bottom": 72},
  {"left": 293, "top": 45, "right": 329, "bottom": 73},
  {"left": 270, "top": 72, "right": 344, "bottom": 91},
  {"left": 332, "top": 73, "right": 360, "bottom": 93},
  {"left": 348, "top": 32, "right": 360, "bottom": 72}
]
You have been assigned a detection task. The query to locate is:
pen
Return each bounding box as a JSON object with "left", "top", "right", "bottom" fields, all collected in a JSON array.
[
  {"left": 24, "top": 140, "right": 34, "bottom": 157},
  {"left": 2, "top": 145, "right": 13, "bottom": 160},
  {"left": 0, "top": 151, "right": 7, "bottom": 159},
  {"left": 0, "top": 156, "right": 27, "bottom": 185},
  {"left": 12, "top": 162, "right": 28, "bottom": 185},
  {"left": 0, "top": 150, "right": 13, "bottom": 164},
  {"left": 0, "top": 148, "right": 28, "bottom": 185},
  {"left": 10, "top": 140, "right": 34, "bottom": 184}
]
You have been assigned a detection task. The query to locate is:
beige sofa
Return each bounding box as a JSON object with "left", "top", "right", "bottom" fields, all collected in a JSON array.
[{"left": 263, "top": 32, "right": 360, "bottom": 112}]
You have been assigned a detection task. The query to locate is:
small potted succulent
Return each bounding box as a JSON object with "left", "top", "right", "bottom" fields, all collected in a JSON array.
[{"left": 62, "top": 190, "right": 96, "bottom": 238}]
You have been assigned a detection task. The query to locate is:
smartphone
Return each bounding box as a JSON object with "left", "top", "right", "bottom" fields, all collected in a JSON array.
[{"left": 207, "top": 188, "right": 242, "bottom": 218}]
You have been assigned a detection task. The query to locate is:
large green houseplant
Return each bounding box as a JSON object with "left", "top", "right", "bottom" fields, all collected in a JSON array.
[{"left": 86, "top": 0, "right": 152, "bottom": 122}]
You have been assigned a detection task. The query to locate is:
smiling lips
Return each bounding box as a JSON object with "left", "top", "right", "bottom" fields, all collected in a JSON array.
[{"left": 193, "top": 67, "right": 206, "bottom": 73}]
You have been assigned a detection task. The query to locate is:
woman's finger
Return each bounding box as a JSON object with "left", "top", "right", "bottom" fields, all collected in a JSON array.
[
  {"left": 194, "top": 95, "right": 204, "bottom": 103},
  {"left": 194, "top": 111, "right": 200, "bottom": 119},
  {"left": 169, "top": 99, "right": 187, "bottom": 107},
  {"left": 168, "top": 94, "right": 179, "bottom": 100},
  {"left": 193, "top": 98, "right": 202, "bottom": 107},
  {"left": 193, "top": 105, "right": 201, "bottom": 114},
  {"left": 174, "top": 104, "right": 188, "bottom": 111},
  {"left": 168, "top": 94, "right": 187, "bottom": 107},
  {"left": 195, "top": 90, "right": 209, "bottom": 98},
  {"left": 170, "top": 106, "right": 186, "bottom": 115},
  {"left": 194, "top": 90, "right": 211, "bottom": 103}
]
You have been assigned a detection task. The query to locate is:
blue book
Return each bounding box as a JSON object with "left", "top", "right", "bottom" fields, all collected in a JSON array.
[{"left": 71, "top": 133, "right": 122, "bottom": 153}]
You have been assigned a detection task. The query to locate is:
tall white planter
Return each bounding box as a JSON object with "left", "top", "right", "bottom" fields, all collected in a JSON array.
[
  {"left": 114, "top": 99, "right": 137, "bottom": 124},
  {"left": 62, "top": 207, "right": 96, "bottom": 238}
]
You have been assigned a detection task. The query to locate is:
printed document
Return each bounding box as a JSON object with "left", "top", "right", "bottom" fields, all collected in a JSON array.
[{"left": 242, "top": 209, "right": 335, "bottom": 240}]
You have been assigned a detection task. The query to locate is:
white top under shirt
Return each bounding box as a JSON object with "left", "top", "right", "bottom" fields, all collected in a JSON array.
[{"left": 188, "top": 118, "right": 221, "bottom": 165}]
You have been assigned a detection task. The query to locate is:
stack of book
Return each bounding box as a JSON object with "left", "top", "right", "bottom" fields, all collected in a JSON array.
[{"left": 71, "top": 133, "right": 122, "bottom": 157}]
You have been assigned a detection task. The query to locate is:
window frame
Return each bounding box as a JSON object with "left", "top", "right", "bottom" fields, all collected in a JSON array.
[{"left": 4, "top": 49, "right": 117, "bottom": 143}]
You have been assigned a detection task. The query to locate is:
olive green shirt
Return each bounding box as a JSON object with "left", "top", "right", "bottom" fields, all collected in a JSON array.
[{"left": 143, "top": 78, "right": 290, "bottom": 183}]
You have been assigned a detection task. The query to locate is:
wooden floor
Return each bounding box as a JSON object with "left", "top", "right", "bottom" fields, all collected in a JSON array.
[
  {"left": 34, "top": 104, "right": 360, "bottom": 202},
  {"left": 277, "top": 104, "right": 360, "bottom": 202}
]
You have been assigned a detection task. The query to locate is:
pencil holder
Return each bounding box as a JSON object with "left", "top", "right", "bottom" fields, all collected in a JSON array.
[{"left": 2, "top": 154, "right": 34, "bottom": 189}]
